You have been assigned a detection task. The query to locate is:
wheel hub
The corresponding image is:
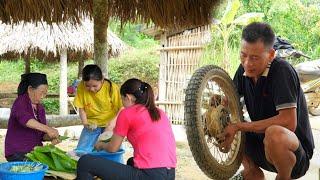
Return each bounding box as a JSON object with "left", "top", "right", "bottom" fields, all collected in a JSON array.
[{"left": 204, "top": 95, "right": 231, "bottom": 151}]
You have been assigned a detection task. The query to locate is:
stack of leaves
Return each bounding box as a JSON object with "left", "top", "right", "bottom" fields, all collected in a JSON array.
[
  {"left": 10, "top": 163, "right": 43, "bottom": 173},
  {"left": 26, "top": 144, "right": 77, "bottom": 173}
]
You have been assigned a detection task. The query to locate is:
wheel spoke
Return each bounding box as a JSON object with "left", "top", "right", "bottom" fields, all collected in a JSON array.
[{"left": 200, "top": 78, "right": 242, "bottom": 166}]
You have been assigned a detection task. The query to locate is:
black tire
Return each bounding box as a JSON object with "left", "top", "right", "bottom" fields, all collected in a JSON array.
[{"left": 184, "top": 65, "right": 245, "bottom": 179}]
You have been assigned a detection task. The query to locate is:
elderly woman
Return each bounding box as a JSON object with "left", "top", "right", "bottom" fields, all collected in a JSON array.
[{"left": 4, "top": 73, "right": 60, "bottom": 162}]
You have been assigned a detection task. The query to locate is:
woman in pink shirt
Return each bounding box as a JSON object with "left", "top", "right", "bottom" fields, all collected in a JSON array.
[{"left": 77, "top": 78, "right": 177, "bottom": 180}]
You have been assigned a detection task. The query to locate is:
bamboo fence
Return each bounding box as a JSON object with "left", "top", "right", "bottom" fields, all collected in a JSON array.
[{"left": 158, "top": 25, "right": 211, "bottom": 125}]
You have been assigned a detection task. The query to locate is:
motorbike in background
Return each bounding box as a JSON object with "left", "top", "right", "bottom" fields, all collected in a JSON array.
[{"left": 275, "top": 37, "right": 320, "bottom": 116}]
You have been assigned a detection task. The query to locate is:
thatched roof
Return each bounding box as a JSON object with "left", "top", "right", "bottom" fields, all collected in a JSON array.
[
  {"left": 0, "top": 0, "right": 92, "bottom": 25},
  {"left": 0, "top": 19, "right": 129, "bottom": 58},
  {"left": 0, "top": 0, "right": 222, "bottom": 29}
]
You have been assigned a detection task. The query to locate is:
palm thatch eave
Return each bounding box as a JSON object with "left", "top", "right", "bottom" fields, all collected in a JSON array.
[
  {"left": 0, "top": 19, "right": 129, "bottom": 61},
  {"left": 0, "top": 0, "right": 222, "bottom": 30}
]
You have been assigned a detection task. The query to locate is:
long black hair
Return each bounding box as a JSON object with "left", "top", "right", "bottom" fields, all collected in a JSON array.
[
  {"left": 82, "top": 64, "right": 112, "bottom": 94},
  {"left": 120, "top": 78, "right": 160, "bottom": 121},
  {"left": 17, "top": 73, "right": 48, "bottom": 95}
]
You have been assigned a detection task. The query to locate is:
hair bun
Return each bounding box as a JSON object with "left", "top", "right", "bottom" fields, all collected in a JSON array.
[{"left": 139, "top": 82, "right": 148, "bottom": 93}]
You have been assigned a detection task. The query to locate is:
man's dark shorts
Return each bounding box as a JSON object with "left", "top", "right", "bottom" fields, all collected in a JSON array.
[{"left": 245, "top": 132, "right": 310, "bottom": 179}]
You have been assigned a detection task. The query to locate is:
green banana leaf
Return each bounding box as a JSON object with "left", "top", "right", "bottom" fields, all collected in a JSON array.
[
  {"left": 51, "top": 149, "right": 77, "bottom": 170},
  {"left": 51, "top": 152, "right": 65, "bottom": 172},
  {"left": 233, "top": 12, "right": 265, "bottom": 26},
  {"left": 221, "top": 0, "right": 241, "bottom": 25},
  {"left": 25, "top": 153, "right": 39, "bottom": 162},
  {"left": 33, "top": 145, "right": 51, "bottom": 153},
  {"left": 32, "top": 151, "right": 56, "bottom": 170},
  {"left": 27, "top": 145, "right": 77, "bottom": 173}
]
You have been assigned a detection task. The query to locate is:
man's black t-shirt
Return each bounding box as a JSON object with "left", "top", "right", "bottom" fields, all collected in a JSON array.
[{"left": 233, "top": 58, "right": 314, "bottom": 159}]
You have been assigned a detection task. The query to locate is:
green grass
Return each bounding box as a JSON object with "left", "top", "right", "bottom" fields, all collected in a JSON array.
[
  {"left": 0, "top": 59, "right": 81, "bottom": 114},
  {"left": 0, "top": 59, "right": 25, "bottom": 83},
  {"left": 0, "top": 59, "right": 82, "bottom": 93},
  {"left": 0, "top": 47, "right": 159, "bottom": 114}
]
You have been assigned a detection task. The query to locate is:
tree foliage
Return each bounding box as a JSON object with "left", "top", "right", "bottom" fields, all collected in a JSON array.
[
  {"left": 203, "top": 0, "right": 320, "bottom": 75},
  {"left": 266, "top": 0, "right": 320, "bottom": 59},
  {"left": 108, "top": 47, "right": 159, "bottom": 88},
  {"left": 206, "top": 0, "right": 264, "bottom": 73}
]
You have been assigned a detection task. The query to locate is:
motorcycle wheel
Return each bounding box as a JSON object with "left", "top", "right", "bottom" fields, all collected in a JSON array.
[
  {"left": 185, "top": 65, "right": 245, "bottom": 179},
  {"left": 309, "top": 107, "right": 320, "bottom": 116}
]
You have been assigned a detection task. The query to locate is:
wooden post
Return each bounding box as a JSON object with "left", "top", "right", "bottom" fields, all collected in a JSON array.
[
  {"left": 93, "top": 0, "right": 109, "bottom": 77},
  {"left": 78, "top": 53, "right": 84, "bottom": 79},
  {"left": 24, "top": 49, "right": 30, "bottom": 73},
  {"left": 59, "top": 48, "right": 68, "bottom": 115},
  {"left": 158, "top": 32, "right": 168, "bottom": 108}
]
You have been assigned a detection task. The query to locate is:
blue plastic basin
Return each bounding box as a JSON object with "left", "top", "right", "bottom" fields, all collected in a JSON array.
[
  {"left": 0, "top": 161, "right": 48, "bottom": 180},
  {"left": 89, "top": 148, "right": 125, "bottom": 164}
]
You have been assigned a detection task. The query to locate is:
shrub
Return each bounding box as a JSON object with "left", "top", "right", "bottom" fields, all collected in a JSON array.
[
  {"left": 42, "top": 98, "right": 59, "bottom": 114},
  {"left": 108, "top": 47, "right": 159, "bottom": 88},
  {"left": 108, "top": 21, "right": 158, "bottom": 49}
]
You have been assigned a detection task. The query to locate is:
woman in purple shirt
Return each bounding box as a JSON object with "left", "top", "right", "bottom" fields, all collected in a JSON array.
[{"left": 4, "top": 73, "right": 60, "bottom": 162}]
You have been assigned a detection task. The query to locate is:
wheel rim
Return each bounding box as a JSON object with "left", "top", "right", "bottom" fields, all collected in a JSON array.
[{"left": 198, "top": 73, "right": 242, "bottom": 166}]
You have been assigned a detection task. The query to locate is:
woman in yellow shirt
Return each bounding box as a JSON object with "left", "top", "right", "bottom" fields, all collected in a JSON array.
[{"left": 74, "top": 64, "right": 122, "bottom": 155}]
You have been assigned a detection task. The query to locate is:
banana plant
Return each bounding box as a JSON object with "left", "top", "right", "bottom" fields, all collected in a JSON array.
[{"left": 212, "top": 0, "right": 264, "bottom": 73}]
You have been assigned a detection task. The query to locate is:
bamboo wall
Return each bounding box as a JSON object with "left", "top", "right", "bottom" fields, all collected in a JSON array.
[{"left": 158, "top": 25, "right": 211, "bottom": 125}]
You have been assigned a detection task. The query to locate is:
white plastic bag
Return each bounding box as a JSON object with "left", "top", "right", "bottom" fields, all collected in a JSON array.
[{"left": 98, "top": 131, "right": 113, "bottom": 141}]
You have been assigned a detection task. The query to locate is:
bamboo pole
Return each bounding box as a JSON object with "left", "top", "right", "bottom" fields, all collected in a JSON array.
[
  {"left": 0, "top": 93, "right": 70, "bottom": 99},
  {"left": 24, "top": 49, "right": 31, "bottom": 74},
  {"left": 78, "top": 53, "right": 84, "bottom": 79},
  {"left": 158, "top": 32, "right": 168, "bottom": 105},
  {"left": 0, "top": 115, "right": 81, "bottom": 129},
  {"left": 59, "top": 48, "right": 68, "bottom": 115},
  {"left": 158, "top": 45, "right": 203, "bottom": 51}
]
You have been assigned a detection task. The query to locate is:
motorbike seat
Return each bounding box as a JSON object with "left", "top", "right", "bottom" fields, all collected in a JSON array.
[
  {"left": 295, "top": 59, "right": 320, "bottom": 75},
  {"left": 295, "top": 59, "right": 320, "bottom": 82}
]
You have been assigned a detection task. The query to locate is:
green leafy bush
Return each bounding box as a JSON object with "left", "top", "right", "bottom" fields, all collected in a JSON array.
[
  {"left": 0, "top": 59, "right": 24, "bottom": 82},
  {"left": 267, "top": 0, "right": 320, "bottom": 60},
  {"left": 243, "top": 0, "right": 320, "bottom": 60},
  {"left": 108, "top": 47, "right": 159, "bottom": 88},
  {"left": 42, "top": 98, "right": 59, "bottom": 114},
  {"left": 109, "top": 20, "right": 158, "bottom": 49}
]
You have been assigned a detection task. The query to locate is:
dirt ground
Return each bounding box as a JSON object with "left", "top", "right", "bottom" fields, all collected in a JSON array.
[
  {"left": 0, "top": 82, "right": 18, "bottom": 93},
  {"left": 0, "top": 129, "right": 211, "bottom": 180}
]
